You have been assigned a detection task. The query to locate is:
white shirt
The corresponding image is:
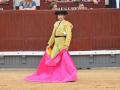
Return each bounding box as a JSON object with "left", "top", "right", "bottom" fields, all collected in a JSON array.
[
  {"left": 13, "top": 0, "right": 40, "bottom": 7},
  {"left": 116, "top": 0, "right": 120, "bottom": 8},
  {"left": 105, "top": 0, "right": 109, "bottom": 5}
]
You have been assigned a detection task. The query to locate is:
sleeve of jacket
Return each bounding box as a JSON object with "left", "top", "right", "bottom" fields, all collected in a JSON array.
[
  {"left": 64, "top": 22, "right": 73, "bottom": 49},
  {"left": 47, "top": 22, "right": 56, "bottom": 47}
]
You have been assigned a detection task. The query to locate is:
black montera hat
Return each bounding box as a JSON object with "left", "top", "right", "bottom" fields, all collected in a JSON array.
[{"left": 55, "top": 10, "right": 68, "bottom": 15}]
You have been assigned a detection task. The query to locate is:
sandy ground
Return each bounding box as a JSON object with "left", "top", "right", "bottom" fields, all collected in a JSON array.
[{"left": 0, "top": 68, "right": 120, "bottom": 90}]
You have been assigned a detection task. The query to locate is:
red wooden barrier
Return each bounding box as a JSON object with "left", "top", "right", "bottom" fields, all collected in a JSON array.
[{"left": 0, "top": 9, "right": 120, "bottom": 51}]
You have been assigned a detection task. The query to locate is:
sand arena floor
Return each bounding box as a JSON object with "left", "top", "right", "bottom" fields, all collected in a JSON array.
[{"left": 0, "top": 68, "right": 120, "bottom": 90}]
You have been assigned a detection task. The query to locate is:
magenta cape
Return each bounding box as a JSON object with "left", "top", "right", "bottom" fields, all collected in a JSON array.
[{"left": 24, "top": 49, "right": 77, "bottom": 82}]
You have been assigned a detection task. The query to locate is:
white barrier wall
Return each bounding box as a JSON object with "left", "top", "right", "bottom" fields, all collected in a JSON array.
[{"left": 0, "top": 50, "right": 120, "bottom": 68}]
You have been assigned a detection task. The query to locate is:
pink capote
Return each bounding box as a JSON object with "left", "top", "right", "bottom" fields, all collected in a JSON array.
[{"left": 24, "top": 49, "right": 77, "bottom": 82}]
